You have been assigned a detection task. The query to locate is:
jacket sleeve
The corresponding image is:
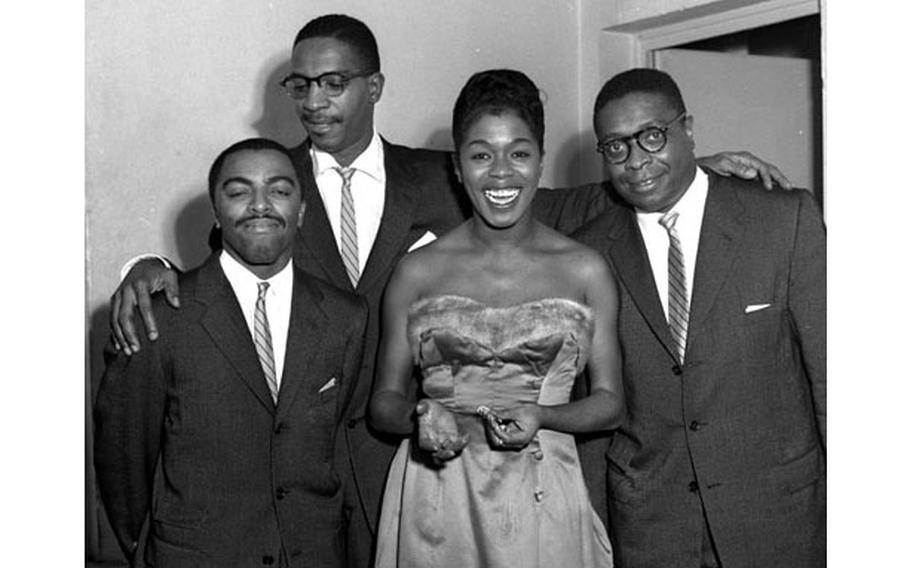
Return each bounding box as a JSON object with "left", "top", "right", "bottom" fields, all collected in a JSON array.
[
  {"left": 787, "top": 190, "right": 826, "bottom": 447},
  {"left": 93, "top": 336, "right": 167, "bottom": 563},
  {"left": 532, "top": 182, "right": 614, "bottom": 234}
]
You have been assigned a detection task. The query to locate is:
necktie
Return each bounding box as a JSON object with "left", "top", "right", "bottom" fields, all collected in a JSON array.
[
  {"left": 254, "top": 282, "right": 279, "bottom": 404},
  {"left": 336, "top": 167, "right": 359, "bottom": 287},
  {"left": 659, "top": 211, "right": 689, "bottom": 362}
]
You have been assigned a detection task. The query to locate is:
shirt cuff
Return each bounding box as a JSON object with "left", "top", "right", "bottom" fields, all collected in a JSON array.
[{"left": 119, "top": 254, "right": 173, "bottom": 282}]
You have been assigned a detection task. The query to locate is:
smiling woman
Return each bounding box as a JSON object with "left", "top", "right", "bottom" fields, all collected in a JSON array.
[
  {"left": 456, "top": 111, "right": 542, "bottom": 228},
  {"left": 368, "top": 69, "right": 625, "bottom": 568}
]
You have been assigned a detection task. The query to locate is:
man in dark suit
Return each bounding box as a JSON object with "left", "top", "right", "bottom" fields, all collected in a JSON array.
[
  {"left": 106, "top": 15, "right": 793, "bottom": 567},
  {"left": 573, "top": 68, "right": 825, "bottom": 567},
  {"left": 94, "top": 138, "right": 368, "bottom": 567}
]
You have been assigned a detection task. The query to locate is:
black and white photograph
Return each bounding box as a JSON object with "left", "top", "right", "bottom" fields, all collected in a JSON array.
[{"left": 3, "top": 0, "right": 888, "bottom": 565}]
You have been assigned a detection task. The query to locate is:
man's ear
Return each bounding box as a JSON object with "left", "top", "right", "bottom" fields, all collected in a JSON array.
[
  {"left": 451, "top": 152, "right": 462, "bottom": 185},
  {"left": 211, "top": 204, "right": 221, "bottom": 229},
  {"left": 683, "top": 114, "right": 695, "bottom": 150},
  {"left": 297, "top": 201, "right": 306, "bottom": 228},
  {"left": 367, "top": 72, "right": 385, "bottom": 104}
]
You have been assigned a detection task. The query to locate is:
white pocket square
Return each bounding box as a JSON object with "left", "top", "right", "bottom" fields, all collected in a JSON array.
[
  {"left": 407, "top": 231, "right": 437, "bottom": 252},
  {"left": 318, "top": 377, "right": 337, "bottom": 394},
  {"left": 745, "top": 303, "right": 772, "bottom": 314}
]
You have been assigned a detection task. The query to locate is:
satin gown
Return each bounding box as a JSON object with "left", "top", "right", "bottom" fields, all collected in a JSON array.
[{"left": 375, "top": 295, "right": 613, "bottom": 568}]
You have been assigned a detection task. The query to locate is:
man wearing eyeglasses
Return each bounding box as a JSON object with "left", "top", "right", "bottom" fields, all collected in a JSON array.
[
  {"left": 107, "top": 15, "right": 797, "bottom": 568},
  {"left": 573, "top": 68, "right": 826, "bottom": 567}
]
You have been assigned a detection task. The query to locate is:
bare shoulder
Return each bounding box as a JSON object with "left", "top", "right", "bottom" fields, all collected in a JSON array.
[
  {"left": 541, "top": 226, "right": 607, "bottom": 269},
  {"left": 570, "top": 242, "right": 614, "bottom": 284},
  {"left": 541, "top": 228, "right": 615, "bottom": 289},
  {"left": 390, "top": 223, "right": 470, "bottom": 292}
]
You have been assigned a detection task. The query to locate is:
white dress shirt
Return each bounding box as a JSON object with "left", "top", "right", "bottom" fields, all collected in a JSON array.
[
  {"left": 220, "top": 251, "right": 294, "bottom": 388},
  {"left": 310, "top": 130, "right": 387, "bottom": 275},
  {"left": 636, "top": 167, "right": 709, "bottom": 320}
]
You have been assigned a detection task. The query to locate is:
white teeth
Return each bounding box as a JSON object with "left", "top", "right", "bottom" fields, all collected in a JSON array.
[{"left": 483, "top": 188, "right": 520, "bottom": 206}]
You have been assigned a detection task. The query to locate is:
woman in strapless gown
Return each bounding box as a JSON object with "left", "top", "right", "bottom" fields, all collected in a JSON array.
[{"left": 370, "top": 69, "right": 624, "bottom": 568}]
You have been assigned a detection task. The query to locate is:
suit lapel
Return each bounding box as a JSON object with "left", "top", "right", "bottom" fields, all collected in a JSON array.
[
  {"left": 195, "top": 256, "right": 276, "bottom": 413},
  {"left": 605, "top": 207, "right": 680, "bottom": 362},
  {"left": 357, "top": 140, "right": 418, "bottom": 293},
  {"left": 688, "top": 175, "right": 746, "bottom": 340},
  {"left": 275, "top": 269, "right": 329, "bottom": 419},
  {"left": 292, "top": 143, "right": 354, "bottom": 291}
]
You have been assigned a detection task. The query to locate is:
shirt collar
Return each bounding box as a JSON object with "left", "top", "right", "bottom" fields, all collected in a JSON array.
[
  {"left": 309, "top": 129, "right": 385, "bottom": 182},
  {"left": 219, "top": 250, "right": 294, "bottom": 295}
]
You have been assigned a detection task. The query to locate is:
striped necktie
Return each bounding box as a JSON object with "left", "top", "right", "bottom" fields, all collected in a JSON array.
[
  {"left": 659, "top": 211, "right": 689, "bottom": 363},
  {"left": 336, "top": 167, "right": 359, "bottom": 287},
  {"left": 254, "top": 282, "right": 279, "bottom": 404}
]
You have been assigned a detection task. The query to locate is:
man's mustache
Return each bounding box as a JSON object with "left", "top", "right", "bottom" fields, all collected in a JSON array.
[{"left": 235, "top": 214, "right": 286, "bottom": 227}]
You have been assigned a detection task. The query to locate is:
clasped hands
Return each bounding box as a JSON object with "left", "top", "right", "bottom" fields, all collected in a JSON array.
[{"left": 416, "top": 399, "right": 541, "bottom": 464}]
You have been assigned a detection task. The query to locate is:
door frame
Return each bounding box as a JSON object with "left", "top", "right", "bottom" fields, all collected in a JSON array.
[{"left": 601, "top": 0, "right": 820, "bottom": 69}]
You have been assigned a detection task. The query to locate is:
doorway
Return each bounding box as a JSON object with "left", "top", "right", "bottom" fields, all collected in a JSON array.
[{"left": 657, "top": 15, "right": 823, "bottom": 206}]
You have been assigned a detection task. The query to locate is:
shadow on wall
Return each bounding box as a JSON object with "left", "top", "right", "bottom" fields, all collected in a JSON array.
[
  {"left": 168, "top": 54, "right": 303, "bottom": 272},
  {"left": 251, "top": 53, "right": 304, "bottom": 148},
  {"left": 171, "top": 189, "right": 219, "bottom": 269}
]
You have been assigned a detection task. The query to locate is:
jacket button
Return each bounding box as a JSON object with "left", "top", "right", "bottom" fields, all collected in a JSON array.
[
  {"left": 262, "top": 555, "right": 274, "bottom": 565},
  {"left": 347, "top": 419, "right": 358, "bottom": 428},
  {"left": 688, "top": 480, "right": 699, "bottom": 493},
  {"left": 274, "top": 423, "right": 286, "bottom": 434},
  {"left": 276, "top": 488, "right": 289, "bottom": 500},
  {"left": 689, "top": 420, "right": 701, "bottom": 431},
  {"left": 671, "top": 364, "right": 682, "bottom": 375}
]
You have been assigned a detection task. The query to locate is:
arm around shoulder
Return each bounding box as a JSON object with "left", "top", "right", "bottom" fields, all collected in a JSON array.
[{"left": 111, "top": 255, "right": 182, "bottom": 354}]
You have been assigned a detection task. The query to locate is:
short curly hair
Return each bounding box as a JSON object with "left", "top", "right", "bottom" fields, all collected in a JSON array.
[
  {"left": 207, "top": 138, "right": 295, "bottom": 202},
  {"left": 592, "top": 68, "right": 686, "bottom": 125},
  {"left": 452, "top": 69, "right": 545, "bottom": 154},
  {"left": 293, "top": 14, "right": 380, "bottom": 73}
]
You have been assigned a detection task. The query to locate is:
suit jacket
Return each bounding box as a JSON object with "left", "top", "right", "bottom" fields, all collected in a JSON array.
[
  {"left": 285, "top": 140, "right": 608, "bottom": 565},
  {"left": 94, "top": 255, "right": 368, "bottom": 568},
  {"left": 572, "top": 172, "right": 826, "bottom": 567},
  {"left": 286, "top": 140, "right": 466, "bottom": 565}
]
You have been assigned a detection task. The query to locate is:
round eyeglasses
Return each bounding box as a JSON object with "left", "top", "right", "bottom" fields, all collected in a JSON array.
[
  {"left": 595, "top": 111, "right": 687, "bottom": 164},
  {"left": 279, "top": 70, "right": 373, "bottom": 99}
]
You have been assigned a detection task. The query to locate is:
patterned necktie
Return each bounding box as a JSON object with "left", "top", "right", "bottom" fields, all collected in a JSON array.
[
  {"left": 659, "top": 211, "right": 689, "bottom": 363},
  {"left": 336, "top": 167, "right": 359, "bottom": 287},
  {"left": 253, "top": 282, "right": 279, "bottom": 404}
]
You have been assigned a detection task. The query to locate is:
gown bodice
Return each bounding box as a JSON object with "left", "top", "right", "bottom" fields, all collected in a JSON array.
[{"left": 407, "top": 295, "right": 594, "bottom": 415}]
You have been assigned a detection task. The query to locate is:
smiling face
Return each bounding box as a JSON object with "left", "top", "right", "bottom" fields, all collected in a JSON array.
[
  {"left": 212, "top": 149, "right": 303, "bottom": 279},
  {"left": 455, "top": 110, "right": 543, "bottom": 229},
  {"left": 595, "top": 91, "right": 697, "bottom": 213},
  {"left": 289, "top": 36, "right": 384, "bottom": 166}
]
